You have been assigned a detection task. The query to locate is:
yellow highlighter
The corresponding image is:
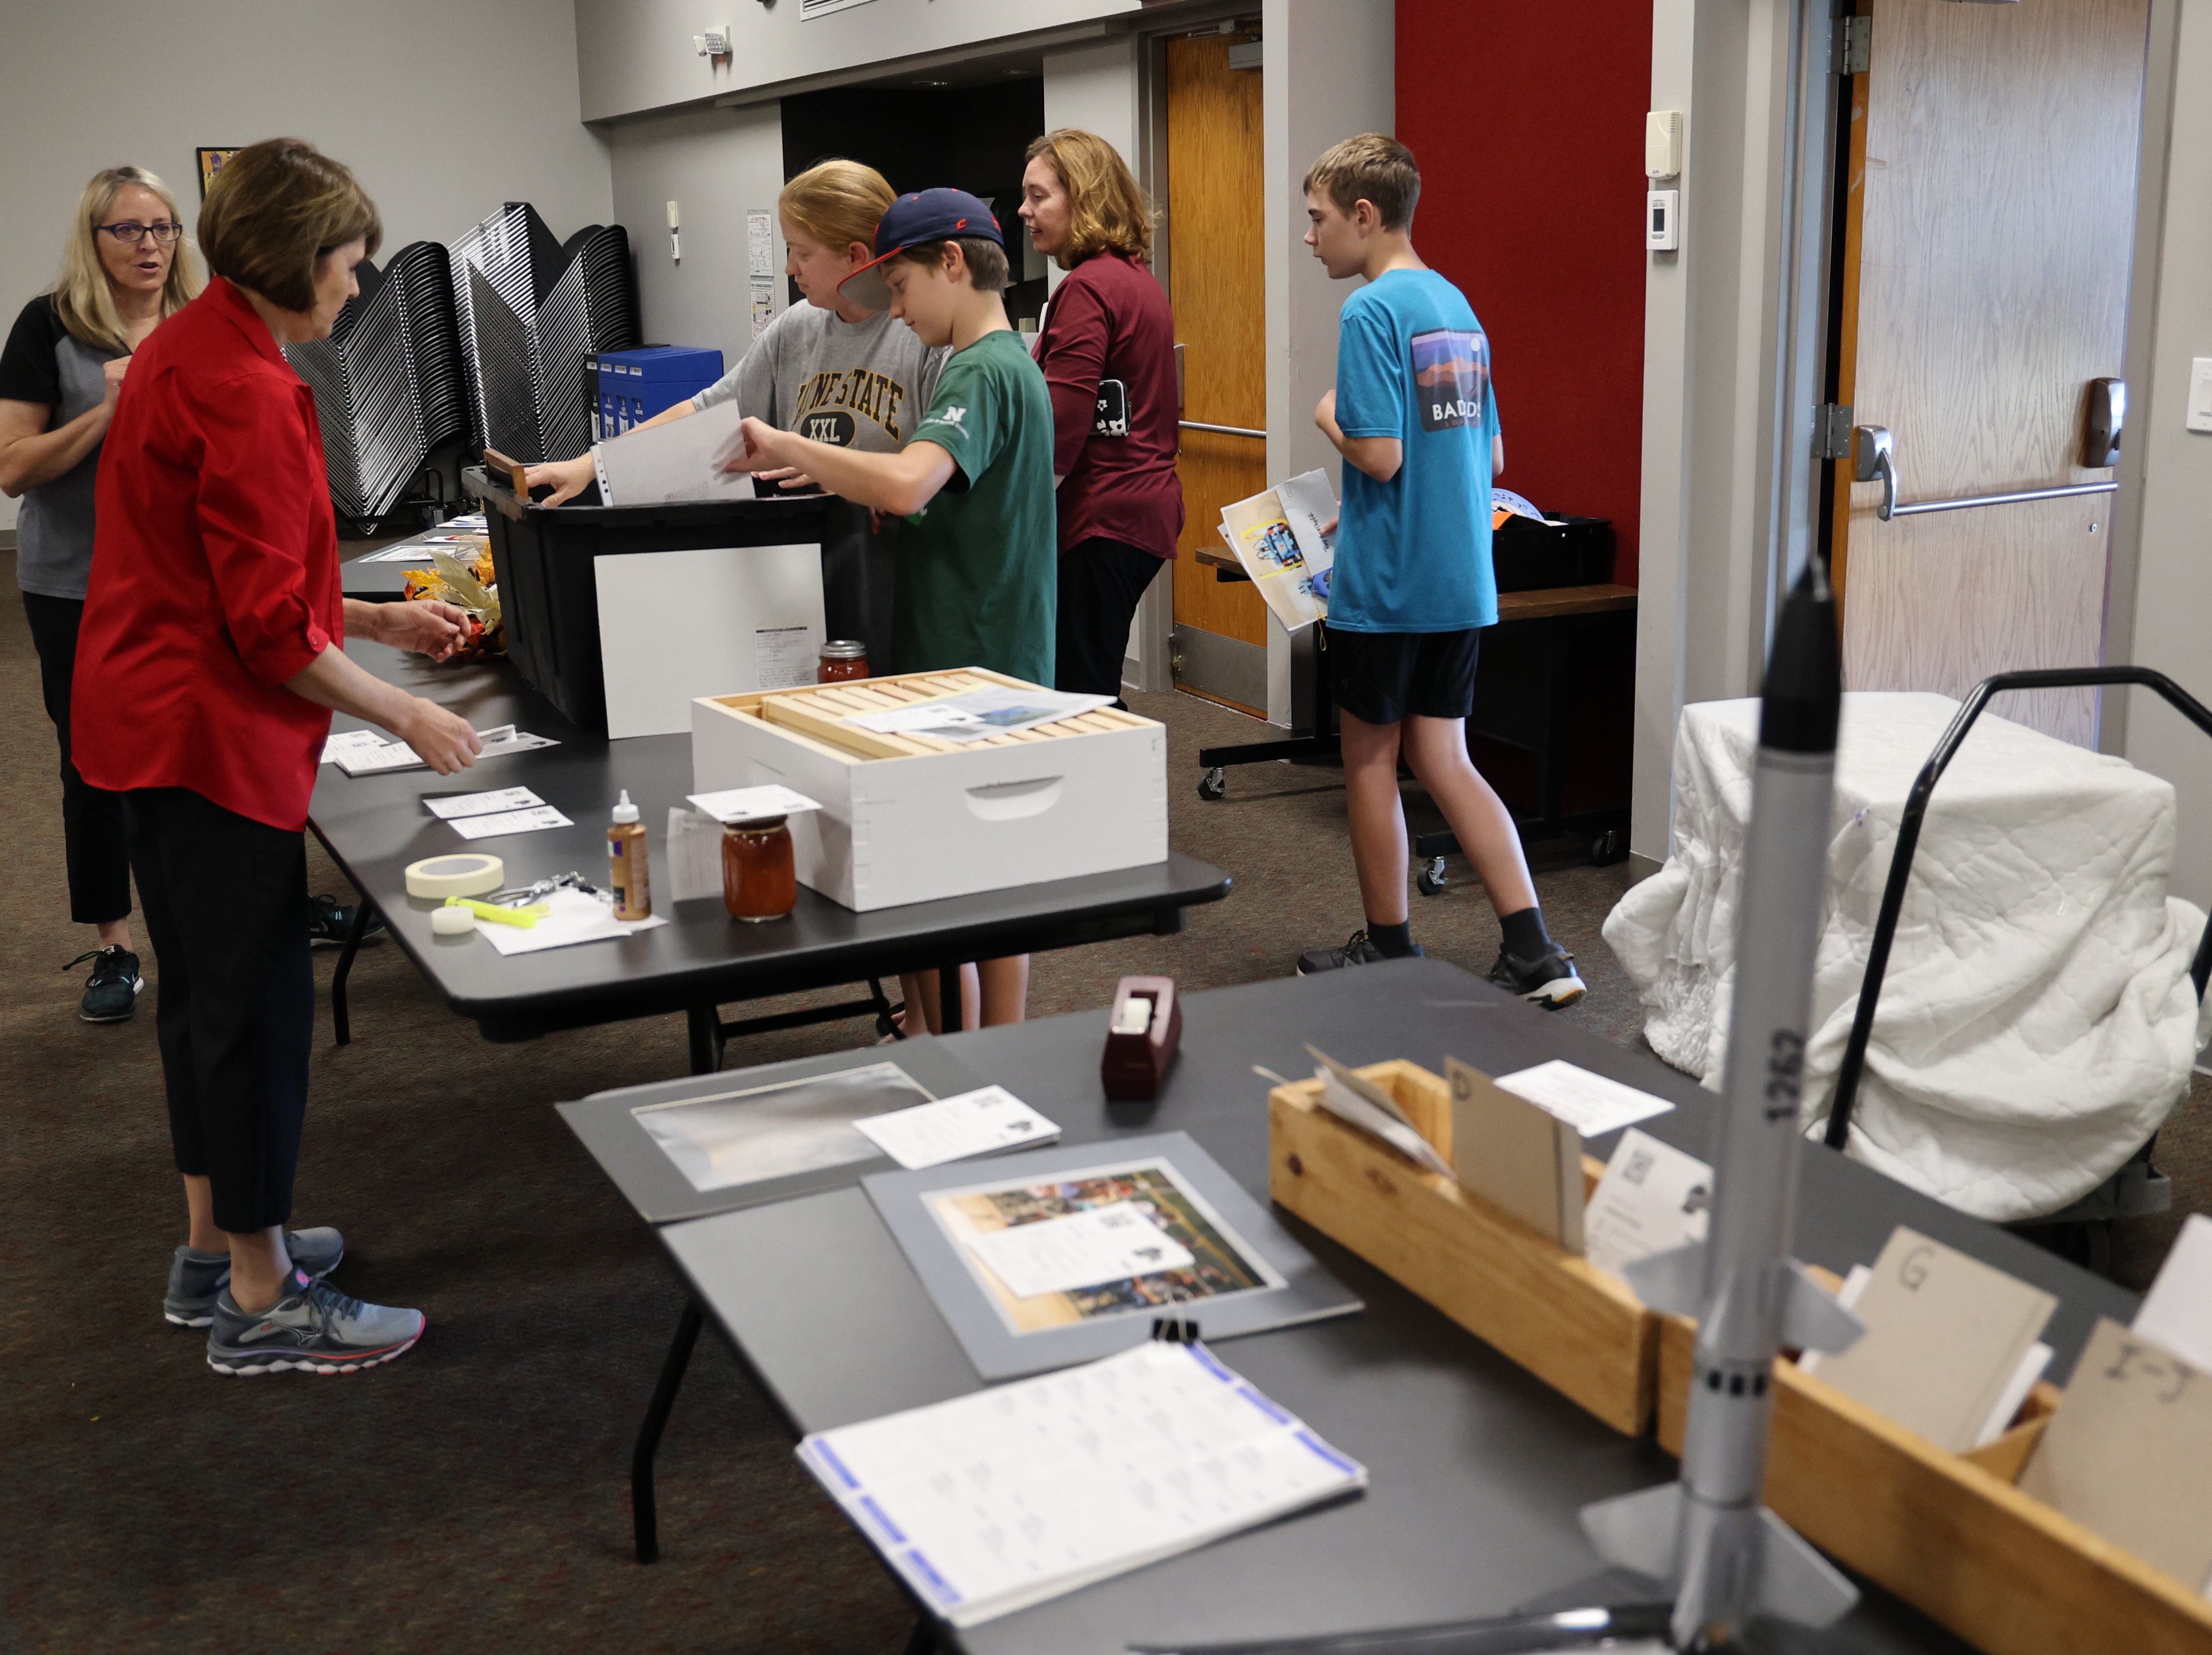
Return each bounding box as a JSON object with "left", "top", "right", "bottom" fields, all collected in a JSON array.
[{"left": 444, "top": 896, "right": 550, "bottom": 929}]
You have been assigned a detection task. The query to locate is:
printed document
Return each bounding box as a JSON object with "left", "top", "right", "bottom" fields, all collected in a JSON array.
[
  {"left": 795, "top": 1339, "right": 1368, "bottom": 1626},
  {"left": 592, "top": 398, "right": 755, "bottom": 506},
  {"left": 422, "top": 786, "right": 543, "bottom": 820},
  {"left": 853, "top": 1086, "right": 1061, "bottom": 1170},
  {"left": 1219, "top": 473, "right": 1337, "bottom": 633},
  {"left": 845, "top": 686, "right": 1113, "bottom": 743},
  {"left": 1492, "top": 1060, "right": 1674, "bottom": 1137},
  {"left": 1583, "top": 1128, "right": 1712, "bottom": 1278},
  {"left": 963, "top": 1202, "right": 1195, "bottom": 1299},
  {"left": 448, "top": 805, "right": 572, "bottom": 841}
]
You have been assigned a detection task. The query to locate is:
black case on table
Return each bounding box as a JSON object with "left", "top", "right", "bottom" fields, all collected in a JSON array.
[{"left": 1491, "top": 512, "right": 1615, "bottom": 592}]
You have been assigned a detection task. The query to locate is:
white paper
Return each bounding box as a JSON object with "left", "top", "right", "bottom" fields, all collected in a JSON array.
[
  {"left": 963, "top": 1202, "right": 1195, "bottom": 1299},
  {"left": 795, "top": 1340, "right": 1367, "bottom": 1628},
  {"left": 321, "top": 729, "right": 388, "bottom": 764},
  {"left": 750, "top": 281, "right": 775, "bottom": 335},
  {"left": 423, "top": 786, "right": 544, "bottom": 819},
  {"left": 1492, "top": 1060, "right": 1674, "bottom": 1137},
  {"left": 1584, "top": 1128, "right": 1712, "bottom": 1278},
  {"left": 1974, "top": 1341, "right": 2053, "bottom": 1448},
  {"left": 666, "top": 806, "right": 725, "bottom": 902},
  {"left": 754, "top": 624, "right": 819, "bottom": 691},
  {"left": 1274, "top": 468, "right": 1338, "bottom": 581},
  {"left": 746, "top": 210, "right": 775, "bottom": 278},
  {"left": 686, "top": 785, "right": 823, "bottom": 823},
  {"left": 473, "top": 886, "right": 667, "bottom": 955},
  {"left": 845, "top": 686, "right": 1112, "bottom": 743},
  {"left": 449, "top": 804, "right": 572, "bottom": 840},
  {"left": 2134, "top": 1213, "right": 2212, "bottom": 1371},
  {"left": 332, "top": 728, "right": 557, "bottom": 776},
  {"left": 591, "top": 398, "right": 755, "bottom": 506},
  {"left": 852, "top": 1085, "right": 1061, "bottom": 1170},
  {"left": 1305, "top": 1046, "right": 1455, "bottom": 1178}
]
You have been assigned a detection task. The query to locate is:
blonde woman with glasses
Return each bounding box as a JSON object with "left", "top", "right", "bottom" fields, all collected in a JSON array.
[{"left": 0, "top": 166, "right": 200, "bottom": 1024}]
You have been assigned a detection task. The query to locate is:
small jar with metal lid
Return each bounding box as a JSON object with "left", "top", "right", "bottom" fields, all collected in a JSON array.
[
  {"left": 722, "top": 816, "right": 797, "bottom": 922},
  {"left": 818, "top": 639, "right": 870, "bottom": 683}
]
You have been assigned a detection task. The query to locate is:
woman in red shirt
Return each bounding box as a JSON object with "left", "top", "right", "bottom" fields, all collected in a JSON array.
[
  {"left": 72, "top": 139, "right": 479, "bottom": 1377},
  {"left": 1018, "top": 129, "right": 1184, "bottom": 704}
]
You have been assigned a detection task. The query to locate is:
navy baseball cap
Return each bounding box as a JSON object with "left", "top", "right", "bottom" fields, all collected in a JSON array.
[{"left": 839, "top": 188, "right": 1004, "bottom": 310}]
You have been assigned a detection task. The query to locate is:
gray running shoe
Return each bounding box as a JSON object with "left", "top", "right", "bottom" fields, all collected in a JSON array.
[
  {"left": 163, "top": 1228, "right": 345, "bottom": 1328},
  {"left": 206, "top": 1268, "right": 423, "bottom": 1376},
  {"left": 1296, "top": 930, "right": 1425, "bottom": 976}
]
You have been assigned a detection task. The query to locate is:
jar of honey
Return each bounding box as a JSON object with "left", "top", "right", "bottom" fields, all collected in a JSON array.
[
  {"left": 818, "top": 639, "right": 869, "bottom": 682},
  {"left": 722, "top": 817, "right": 797, "bottom": 922}
]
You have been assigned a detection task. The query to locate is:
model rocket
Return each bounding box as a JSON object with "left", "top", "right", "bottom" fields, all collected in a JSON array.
[{"left": 1580, "top": 556, "right": 1866, "bottom": 1649}]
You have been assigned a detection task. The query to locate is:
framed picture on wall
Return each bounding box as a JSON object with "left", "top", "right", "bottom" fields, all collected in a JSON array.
[{"left": 196, "top": 148, "right": 240, "bottom": 200}]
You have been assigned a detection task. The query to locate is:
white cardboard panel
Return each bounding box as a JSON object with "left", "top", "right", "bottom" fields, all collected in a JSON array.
[{"left": 595, "top": 545, "right": 825, "bottom": 739}]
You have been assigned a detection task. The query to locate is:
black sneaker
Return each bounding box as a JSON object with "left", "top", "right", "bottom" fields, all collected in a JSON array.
[
  {"left": 307, "top": 894, "right": 385, "bottom": 949},
  {"left": 1487, "top": 945, "right": 1587, "bottom": 1009},
  {"left": 1296, "top": 930, "right": 1426, "bottom": 976},
  {"left": 62, "top": 946, "right": 143, "bottom": 1023}
]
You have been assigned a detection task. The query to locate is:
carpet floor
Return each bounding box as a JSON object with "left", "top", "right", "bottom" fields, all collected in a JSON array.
[{"left": 2, "top": 554, "right": 2202, "bottom": 1651}]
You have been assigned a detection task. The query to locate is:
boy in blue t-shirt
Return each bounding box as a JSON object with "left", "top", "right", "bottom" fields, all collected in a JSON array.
[{"left": 1295, "top": 134, "right": 1584, "bottom": 1006}]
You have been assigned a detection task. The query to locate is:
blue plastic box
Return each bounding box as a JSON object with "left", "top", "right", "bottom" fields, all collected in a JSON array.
[{"left": 587, "top": 345, "right": 725, "bottom": 440}]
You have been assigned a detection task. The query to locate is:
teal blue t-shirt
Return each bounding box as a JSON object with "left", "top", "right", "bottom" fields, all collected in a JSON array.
[{"left": 1331, "top": 269, "right": 1500, "bottom": 633}]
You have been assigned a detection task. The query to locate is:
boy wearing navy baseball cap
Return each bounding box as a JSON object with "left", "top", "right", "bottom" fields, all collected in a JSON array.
[{"left": 735, "top": 188, "right": 1055, "bottom": 1030}]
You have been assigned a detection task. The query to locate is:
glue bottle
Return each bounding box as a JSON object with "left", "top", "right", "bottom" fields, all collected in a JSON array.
[{"left": 608, "top": 790, "right": 651, "bottom": 920}]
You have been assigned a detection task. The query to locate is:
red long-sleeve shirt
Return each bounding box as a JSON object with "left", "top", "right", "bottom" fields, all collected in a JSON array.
[
  {"left": 73, "top": 275, "right": 341, "bottom": 832},
  {"left": 1033, "top": 251, "right": 1184, "bottom": 559}
]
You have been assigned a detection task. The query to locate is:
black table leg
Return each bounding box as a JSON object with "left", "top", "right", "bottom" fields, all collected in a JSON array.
[
  {"left": 686, "top": 1004, "right": 724, "bottom": 1075},
  {"left": 939, "top": 962, "right": 962, "bottom": 1035},
  {"left": 902, "top": 1615, "right": 938, "bottom": 1654},
  {"left": 633, "top": 1296, "right": 705, "bottom": 1564},
  {"left": 331, "top": 896, "right": 374, "bottom": 1047}
]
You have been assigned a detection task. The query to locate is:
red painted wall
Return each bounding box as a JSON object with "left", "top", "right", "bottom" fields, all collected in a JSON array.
[{"left": 1395, "top": 1, "right": 1652, "bottom": 586}]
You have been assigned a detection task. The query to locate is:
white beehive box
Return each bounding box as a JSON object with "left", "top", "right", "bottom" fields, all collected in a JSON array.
[{"left": 691, "top": 668, "right": 1168, "bottom": 912}]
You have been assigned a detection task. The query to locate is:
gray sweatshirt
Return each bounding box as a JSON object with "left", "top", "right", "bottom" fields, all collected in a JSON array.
[{"left": 694, "top": 302, "right": 945, "bottom": 452}]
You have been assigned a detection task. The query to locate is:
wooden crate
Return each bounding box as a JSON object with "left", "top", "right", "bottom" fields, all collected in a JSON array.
[
  {"left": 1655, "top": 1310, "right": 2212, "bottom": 1654},
  {"left": 1268, "top": 1059, "right": 1656, "bottom": 1434}
]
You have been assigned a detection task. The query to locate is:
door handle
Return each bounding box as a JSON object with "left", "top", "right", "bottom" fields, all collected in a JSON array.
[
  {"left": 1852, "top": 425, "right": 1898, "bottom": 521},
  {"left": 2084, "top": 377, "right": 2125, "bottom": 468}
]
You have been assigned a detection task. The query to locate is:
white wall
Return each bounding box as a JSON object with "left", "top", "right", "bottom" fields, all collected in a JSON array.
[
  {"left": 2120, "top": 0, "right": 2212, "bottom": 907},
  {"left": 576, "top": 0, "right": 1138, "bottom": 121},
  {"left": 1263, "top": 0, "right": 1394, "bottom": 723},
  {"left": 1042, "top": 35, "right": 1145, "bottom": 301},
  {"left": 0, "top": 0, "right": 610, "bottom": 531},
  {"left": 606, "top": 103, "right": 790, "bottom": 370}
]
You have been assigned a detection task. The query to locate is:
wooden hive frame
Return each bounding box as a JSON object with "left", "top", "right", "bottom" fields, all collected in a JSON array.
[{"left": 702, "top": 667, "right": 1159, "bottom": 764}]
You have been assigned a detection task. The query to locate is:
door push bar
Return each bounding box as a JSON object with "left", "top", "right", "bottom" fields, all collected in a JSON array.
[
  {"left": 1849, "top": 380, "right": 2123, "bottom": 522},
  {"left": 1179, "top": 420, "right": 1269, "bottom": 439}
]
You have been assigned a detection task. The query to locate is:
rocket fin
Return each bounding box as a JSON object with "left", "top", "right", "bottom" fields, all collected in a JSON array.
[
  {"left": 1779, "top": 1258, "right": 1865, "bottom": 1356},
  {"left": 1757, "top": 1507, "right": 1860, "bottom": 1628},
  {"left": 1579, "top": 1480, "right": 1683, "bottom": 1583},
  {"left": 1623, "top": 1240, "right": 1707, "bottom": 1318}
]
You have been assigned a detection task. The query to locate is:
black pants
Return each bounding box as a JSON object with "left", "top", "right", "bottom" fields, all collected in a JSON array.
[
  {"left": 126, "top": 788, "right": 312, "bottom": 1235},
  {"left": 22, "top": 592, "right": 132, "bottom": 926},
  {"left": 1054, "top": 537, "right": 1166, "bottom": 704}
]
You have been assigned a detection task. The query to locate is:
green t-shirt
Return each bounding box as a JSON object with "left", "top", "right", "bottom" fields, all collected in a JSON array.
[{"left": 893, "top": 329, "right": 1057, "bottom": 686}]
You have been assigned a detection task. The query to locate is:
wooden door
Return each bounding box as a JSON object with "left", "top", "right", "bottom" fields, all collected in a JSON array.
[
  {"left": 1834, "top": 0, "right": 2148, "bottom": 745},
  {"left": 1166, "top": 30, "right": 1268, "bottom": 714}
]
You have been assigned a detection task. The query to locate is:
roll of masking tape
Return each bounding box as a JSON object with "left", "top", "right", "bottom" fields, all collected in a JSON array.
[
  {"left": 404, "top": 853, "right": 505, "bottom": 900},
  {"left": 430, "top": 904, "right": 477, "bottom": 936}
]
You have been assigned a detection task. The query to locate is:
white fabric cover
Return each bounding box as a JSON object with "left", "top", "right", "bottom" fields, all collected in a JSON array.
[{"left": 1605, "top": 693, "right": 2210, "bottom": 1222}]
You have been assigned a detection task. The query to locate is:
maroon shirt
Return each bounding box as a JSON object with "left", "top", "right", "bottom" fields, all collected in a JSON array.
[{"left": 1033, "top": 251, "right": 1184, "bottom": 559}]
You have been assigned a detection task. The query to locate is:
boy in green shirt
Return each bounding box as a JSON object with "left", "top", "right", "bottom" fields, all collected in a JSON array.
[
  {"left": 733, "top": 188, "right": 1055, "bottom": 1030},
  {"left": 734, "top": 188, "right": 1056, "bottom": 685}
]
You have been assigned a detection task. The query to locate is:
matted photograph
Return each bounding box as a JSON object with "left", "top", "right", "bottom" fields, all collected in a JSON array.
[
  {"left": 634, "top": 1061, "right": 936, "bottom": 1194},
  {"left": 196, "top": 147, "right": 240, "bottom": 200},
  {"left": 926, "top": 1155, "right": 1286, "bottom": 1335}
]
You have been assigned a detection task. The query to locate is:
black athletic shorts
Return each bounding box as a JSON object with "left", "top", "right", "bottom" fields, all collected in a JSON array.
[{"left": 1326, "top": 626, "right": 1481, "bottom": 724}]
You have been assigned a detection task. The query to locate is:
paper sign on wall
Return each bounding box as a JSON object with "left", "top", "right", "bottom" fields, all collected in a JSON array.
[{"left": 747, "top": 210, "right": 774, "bottom": 278}]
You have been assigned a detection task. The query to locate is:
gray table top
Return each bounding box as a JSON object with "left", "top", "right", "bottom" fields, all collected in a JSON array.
[
  {"left": 308, "top": 638, "right": 1230, "bottom": 1040},
  {"left": 655, "top": 957, "right": 2129, "bottom": 1654}
]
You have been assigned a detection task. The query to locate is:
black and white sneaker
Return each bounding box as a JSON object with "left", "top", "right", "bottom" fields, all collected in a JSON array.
[
  {"left": 307, "top": 894, "right": 385, "bottom": 949},
  {"left": 63, "top": 946, "right": 142, "bottom": 1023},
  {"left": 1296, "top": 930, "right": 1426, "bottom": 976},
  {"left": 1487, "top": 945, "right": 1587, "bottom": 1009}
]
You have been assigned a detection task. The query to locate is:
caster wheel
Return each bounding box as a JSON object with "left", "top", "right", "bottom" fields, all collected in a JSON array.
[
  {"left": 1590, "top": 829, "right": 1627, "bottom": 866},
  {"left": 1197, "top": 767, "right": 1227, "bottom": 801},
  {"left": 1415, "top": 857, "right": 1448, "bottom": 897}
]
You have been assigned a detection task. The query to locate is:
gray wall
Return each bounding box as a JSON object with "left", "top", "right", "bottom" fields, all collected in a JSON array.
[
  {"left": 0, "top": 0, "right": 611, "bottom": 531},
  {"left": 575, "top": 0, "right": 1140, "bottom": 121},
  {"left": 2119, "top": 0, "right": 2212, "bottom": 906}
]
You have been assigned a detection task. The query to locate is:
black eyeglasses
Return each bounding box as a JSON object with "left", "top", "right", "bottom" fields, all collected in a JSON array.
[{"left": 97, "top": 222, "right": 185, "bottom": 245}]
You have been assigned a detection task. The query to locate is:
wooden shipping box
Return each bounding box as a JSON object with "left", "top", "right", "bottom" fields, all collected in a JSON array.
[
  {"left": 1268, "top": 1059, "right": 1656, "bottom": 1433},
  {"left": 691, "top": 668, "right": 1167, "bottom": 912},
  {"left": 1655, "top": 1302, "right": 2212, "bottom": 1655}
]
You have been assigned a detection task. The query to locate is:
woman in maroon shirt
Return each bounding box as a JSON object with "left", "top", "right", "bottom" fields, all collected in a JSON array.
[
  {"left": 73, "top": 139, "right": 479, "bottom": 1376},
  {"left": 1019, "top": 129, "right": 1184, "bottom": 703}
]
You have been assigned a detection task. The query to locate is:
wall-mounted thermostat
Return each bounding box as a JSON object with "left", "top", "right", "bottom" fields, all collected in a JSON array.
[
  {"left": 1647, "top": 190, "right": 1680, "bottom": 252},
  {"left": 1645, "top": 110, "right": 1683, "bottom": 179}
]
